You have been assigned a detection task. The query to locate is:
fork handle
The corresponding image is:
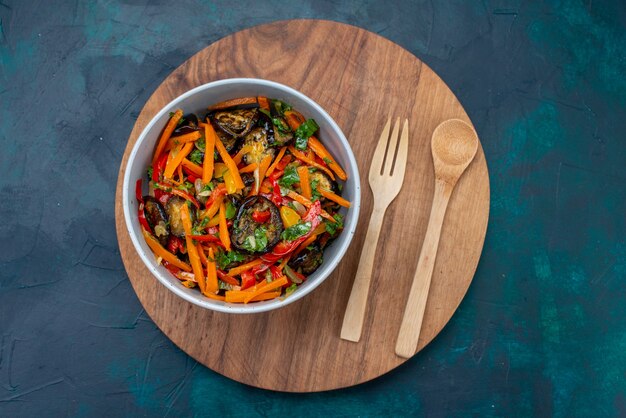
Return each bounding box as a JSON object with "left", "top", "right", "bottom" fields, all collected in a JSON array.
[
  {"left": 395, "top": 179, "right": 453, "bottom": 358},
  {"left": 340, "top": 204, "right": 386, "bottom": 342}
]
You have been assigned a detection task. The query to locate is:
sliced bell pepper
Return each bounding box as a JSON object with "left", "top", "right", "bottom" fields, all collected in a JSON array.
[{"left": 252, "top": 210, "right": 271, "bottom": 223}]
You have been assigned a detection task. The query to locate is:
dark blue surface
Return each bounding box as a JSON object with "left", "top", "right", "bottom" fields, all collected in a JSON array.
[{"left": 1, "top": 1, "right": 625, "bottom": 416}]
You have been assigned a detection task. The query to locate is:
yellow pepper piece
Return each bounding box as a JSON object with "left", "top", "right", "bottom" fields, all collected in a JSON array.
[{"left": 280, "top": 206, "right": 301, "bottom": 228}]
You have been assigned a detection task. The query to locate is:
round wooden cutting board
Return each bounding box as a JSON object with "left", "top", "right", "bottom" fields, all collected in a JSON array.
[{"left": 115, "top": 20, "right": 489, "bottom": 392}]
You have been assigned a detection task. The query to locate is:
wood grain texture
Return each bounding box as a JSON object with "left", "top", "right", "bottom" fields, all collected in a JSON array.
[{"left": 114, "top": 19, "right": 490, "bottom": 392}]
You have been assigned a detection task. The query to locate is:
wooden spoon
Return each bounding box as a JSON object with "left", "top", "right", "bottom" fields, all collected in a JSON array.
[{"left": 395, "top": 119, "right": 479, "bottom": 358}]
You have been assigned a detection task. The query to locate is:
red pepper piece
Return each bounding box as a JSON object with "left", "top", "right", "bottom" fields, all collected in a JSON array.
[
  {"left": 166, "top": 236, "right": 185, "bottom": 254},
  {"left": 240, "top": 271, "right": 256, "bottom": 290},
  {"left": 252, "top": 210, "right": 271, "bottom": 223}
]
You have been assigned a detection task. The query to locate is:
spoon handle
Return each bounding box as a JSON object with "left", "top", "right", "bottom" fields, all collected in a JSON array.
[{"left": 395, "top": 179, "right": 452, "bottom": 358}]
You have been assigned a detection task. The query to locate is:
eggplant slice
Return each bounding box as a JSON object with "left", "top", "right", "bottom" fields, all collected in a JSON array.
[
  {"left": 165, "top": 196, "right": 193, "bottom": 238},
  {"left": 231, "top": 196, "right": 283, "bottom": 254},
  {"left": 242, "top": 127, "right": 276, "bottom": 165},
  {"left": 288, "top": 243, "right": 324, "bottom": 275},
  {"left": 143, "top": 196, "right": 169, "bottom": 246},
  {"left": 212, "top": 108, "right": 258, "bottom": 138}
]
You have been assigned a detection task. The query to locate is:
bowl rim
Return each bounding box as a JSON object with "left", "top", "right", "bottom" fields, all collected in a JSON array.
[{"left": 122, "top": 78, "right": 361, "bottom": 314}]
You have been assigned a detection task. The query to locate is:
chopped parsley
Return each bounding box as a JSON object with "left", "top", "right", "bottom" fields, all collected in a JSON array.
[
  {"left": 294, "top": 119, "right": 319, "bottom": 150},
  {"left": 271, "top": 99, "right": 292, "bottom": 116},
  {"left": 189, "top": 149, "right": 204, "bottom": 165},
  {"left": 310, "top": 179, "right": 322, "bottom": 201},
  {"left": 285, "top": 283, "right": 298, "bottom": 296},
  {"left": 325, "top": 213, "right": 344, "bottom": 235},
  {"left": 147, "top": 166, "right": 153, "bottom": 179},
  {"left": 177, "top": 181, "right": 194, "bottom": 193},
  {"left": 215, "top": 249, "right": 246, "bottom": 270},
  {"left": 225, "top": 201, "right": 237, "bottom": 219},
  {"left": 242, "top": 226, "right": 269, "bottom": 252},
  {"left": 195, "top": 138, "right": 206, "bottom": 151},
  {"left": 278, "top": 165, "right": 300, "bottom": 188},
  {"left": 323, "top": 157, "right": 332, "bottom": 165},
  {"left": 281, "top": 221, "right": 311, "bottom": 241}
]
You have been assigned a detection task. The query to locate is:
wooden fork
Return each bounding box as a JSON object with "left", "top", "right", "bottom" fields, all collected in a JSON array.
[{"left": 340, "top": 117, "right": 409, "bottom": 342}]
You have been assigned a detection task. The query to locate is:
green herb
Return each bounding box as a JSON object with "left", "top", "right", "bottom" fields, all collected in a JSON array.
[
  {"left": 225, "top": 201, "right": 236, "bottom": 219},
  {"left": 218, "top": 280, "right": 237, "bottom": 291},
  {"left": 278, "top": 165, "right": 300, "bottom": 188},
  {"left": 285, "top": 283, "right": 298, "bottom": 296},
  {"left": 169, "top": 111, "right": 176, "bottom": 118},
  {"left": 177, "top": 181, "right": 194, "bottom": 193},
  {"left": 189, "top": 149, "right": 204, "bottom": 165},
  {"left": 337, "top": 183, "right": 343, "bottom": 192},
  {"left": 215, "top": 249, "right": 246, "bottom": 270},
  {"left": 272, "top": 117, "right": 291, "bottom": 134},
  {"left": 310, "top": 179, "right": 322, "bottom": 201},
  {"left": 294, "top": 119, "right": 319, "bottom": 150},
  {"left": 323, "top": 157, "right": 332, "bottom": 165},
  {"left": 325, "top": 213, "right": 344, "bottom": 235},
  {"left": 147, "top": 166, "right": 153, "bottom": 179},
  {"left": 259, "top": 108, "right": 271, "bottom": 118},
  {"left": 281, "top": 221, "right": 311, "bottom": 241},
  {"left": 195, "top": 138, "right": 206, "bottom": 151},
  {"left": 242, "top": 226, "right": 269, "bottom": 252},
  {"left": 197, "top": 182, "right": 215, "bottom": 197},
  {"left": 271, "top": 99, "right": 292, "bottom": 116}
]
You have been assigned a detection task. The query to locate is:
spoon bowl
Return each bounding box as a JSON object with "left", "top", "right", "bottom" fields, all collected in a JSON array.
[{"left": 431, "top": 119, "right": 479, "bottom": 186}]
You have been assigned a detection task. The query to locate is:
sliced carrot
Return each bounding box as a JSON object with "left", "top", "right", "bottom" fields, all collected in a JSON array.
[
  {"left": 232, "top": 145, "right": 252, "bottom": 165},
  {"left": 182, "top": 158, "right": 203, "bottom": 176},
  {"left": 243, "top": 276, "right": 288, "bottom": 303},
  {"left": 152, "top": 109, "right": 183, "bottom": 165},
  {"left": 257, "top": 96, "right": 270, "bottom": 111},
  {"left": 164, "top": 142, "right": 194, "bottom": 179},
  {"left": 258, "top": 154, "right": 273, "bottom": 187},
  {"left": 288, "top": 146, "right": 335, "bottom": 180},
  {"left": 238, "top": 163, "right": 258, "bottom": 174},
  {"left": 204, "top": 293, "right": 226, "bottom": 301},
  {"left": 265, "top": 146, "right": 287, "bottom": 178},
  {"left": 197, "top": 243, "right": 208, "bottom": 266},
  {"left": 294, "top": 234, "right": 317, "bottom": 257},
  {"left": 227, "top": 259, "right": 263, "bottom": 277},
  {"left": 218, "top": 201, "right": 231, "bottom": 251},
  {"left": 278, "top": 255, "right": 291, "bottom": 271},
  {"left": 286, "top": 190, "right": 336, "bottom": 222},
  {"left": 297, "top": 165, "right": 312, "bottom": 200},
  {"left": 284, "top": 110, "right": 305, "bottom": 129},
  {"left": 207, "top": 215, "right": 220, "bottom": 227},
  {"left": 202, "top": 194, "right": 224, "bottom": 220},
  {"left": 215, "top": 137, "right": 245, "bottom": 189},
  {"left": 217, "top": 270, "right": 240, "bottom": 286},
  {"left": 206, "top": 247, "right": 218, "bottom": 294},
  {"left": 142, "top": 228, "right": 191, "bottom": 272},
  {"left": 181, "top": 204, "right": 205, "bottom": 293},
  {"left": 203, "top": 123, "right": 216, "bottom": 184},
  {"left": 177, "top": 164, "right": 184, "bottom": 184},
  {"left": 317, "top": 187, "right": 351, "bottom": 208},
  {"left": 207, "top": 97, "right": 257, "bottom": 111},
  {"left": 224, "top": 290, "right": 281, "bottom": 303},
  {"left": 164, "top": 130, "right": 202, "bottom": 151},
  {"left": 308, "top": 137, "right": 347, "bottom": 180}
]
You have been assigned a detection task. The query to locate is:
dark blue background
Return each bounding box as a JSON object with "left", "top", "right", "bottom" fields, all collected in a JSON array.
[{"left": 1, "top": 1, "right": 625, "bottom": 416}]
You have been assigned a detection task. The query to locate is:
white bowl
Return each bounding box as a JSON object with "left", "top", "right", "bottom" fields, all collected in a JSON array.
[{"left": 123, "top": 78, "right": 361, "bottom": 314}]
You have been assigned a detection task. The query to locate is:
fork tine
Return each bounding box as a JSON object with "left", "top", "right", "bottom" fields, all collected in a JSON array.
[
  {"left": 370, "top": 117, "right": 391, "bottom": 176},
  {"left": 391, "top": 119, "right": 409, "bottom": 178},
  {"left": 383, "top": 117, "right": 401, "bottom": 175}
]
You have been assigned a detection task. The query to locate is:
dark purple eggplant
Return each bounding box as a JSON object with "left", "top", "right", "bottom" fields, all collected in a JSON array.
[
  {"left": 143, "top": 196, "right": 169, "bottom": 246},
  {"left": 165, "top": 196, "right": 193, "bottom": 238},
  {"left": 212, "top": 108, "right": 258, "bottom": 138},
  {"left": 231, "top": 196, "right": 283, "bottom": 254},
  {"left": 288, "top": 243, "right": 323, "bottom": 275}
]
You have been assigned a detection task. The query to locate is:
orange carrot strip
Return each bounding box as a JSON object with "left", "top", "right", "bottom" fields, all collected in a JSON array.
[
  {"left": 297, "top": 166, "right": 312, "bottom": 200},
  {"left": 204, "top": 293, "right": 226, "bottom": 301},
  {"left": 288, "top": 146, "right": 335, "bottom": 180},
  {"left": 238, "top": 163, "right": 258, "bottom": 174},
  {"left": 232, "top": 145, "right": 252, "bottom": 165},
  {"left": 243, "top": 276, "right": 288, "bottom": 303},
  {"left": 215, "top": 137, "right": 245, "bottom": 189},
  {"left": 308, "top": 137, "right": 347, "bottom": 180},
  {"left": 181, "top": 204, "right": 205, "bottom": 293},
  {"left": 152, "top": 109, "right": 183, "bottom": 165},
  {"left": 286, "top": 190, "right": 336, "bottom": 222},
  {"left": 225, "top": 291, "right": 281, "bottom": 303},
  {"left": 164, "top": 142, "right": 194, "bottom": 179},
  {"left": 203, "top": 123, "right": 216, "bottom": 183},
  {"left": 257, "top": 96, "right": 270, "bottom": 111},
  {"left": 177, "top": 164, "right": 184, "bottom": 184},
  {"left": 142, "top": 228, "right": 191, "bottom": 272},
  {"left": 202, "top": 194, "right": 224, "bottom": 220},
  {"left": 278, "top": 255, "right": 291, "bottom": 271},
  {"left": 227, "top": 259, "right": 263, "bottom": 277},
  {"left": 207, "top": 215, "right": 220, "bottom": 227},
  {"left": 206, "top": 247, "right": 218, "bottom": 294},
  {"left": 207, "top": 97, "right": 257, "bottom": 111},
  {"left": 182, "top": 158, "right": 203, "bottom": 176},
  {"left": 284, "top": 110, "right": 305, "bottom": 129},
  {"left": 258, "top": 154, "right": 272, "bottom": 186},
  {"left": 294, "top": 234, "right": 317, "bottom": 257},
  {"left": 317, "top": 187, "right": 351, "bottom": 208},
  {"left": 164, "top": 131, "right": 202, "bottom": 151},
  {"left": 218, "top": 201, "right": 231, "bottom": 251},
  {"left": 197, "top": 243, "right": 208, "bottom": 266},
  {"left": 265, "top": 146, "right": 287, "bottom": 178}
]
